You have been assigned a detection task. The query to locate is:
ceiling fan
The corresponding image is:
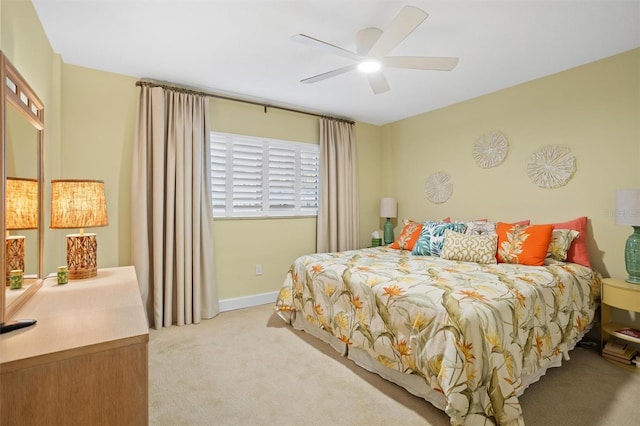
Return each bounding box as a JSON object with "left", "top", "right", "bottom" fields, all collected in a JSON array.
[{"left": 292, "top": 5, "right": 458, "bottom": 95}]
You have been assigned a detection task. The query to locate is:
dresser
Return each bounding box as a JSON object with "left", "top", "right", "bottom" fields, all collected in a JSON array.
[{"left": 0, "top": 266, "right": 149, "bottom": 425}]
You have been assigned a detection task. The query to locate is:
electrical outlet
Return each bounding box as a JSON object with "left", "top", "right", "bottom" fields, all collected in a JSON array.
[{"left": 255, "top": 264, "right": 263, "bottom": 276}]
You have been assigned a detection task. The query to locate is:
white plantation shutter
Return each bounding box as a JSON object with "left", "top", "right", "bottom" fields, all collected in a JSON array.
[
  {"left": 232, "top": 139, "right": 263, "bottom": 213},
  {"left": 210, "top": 133, "right": 227, "bottom": 213},
  {"left": 269, "top": 144, "right": 296, "bottom": 211},
  {"left": 210, "top": 131, "right": 319, "bottom": 218},
  {"left": 299, "top": 147, "right": 320, "bottom": 212}
]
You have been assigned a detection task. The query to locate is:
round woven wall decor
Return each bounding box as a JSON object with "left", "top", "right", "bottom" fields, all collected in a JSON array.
[
  {"left": 473, "top": 130, "right": 509, "bottom": 168},
  {"left": 526, "top": 145, "right": 576, "bottom": 189},
  {"left": 425, "top": 171, "right": 453, "bottom": 203}
]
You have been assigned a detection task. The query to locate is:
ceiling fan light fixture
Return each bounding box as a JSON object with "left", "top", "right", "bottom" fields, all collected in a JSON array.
[
  {"left": 293, "top": 6, "right": 458, "bottom": 94},
  {"left": 357, "top": 60, "right": 381, "bottom": 73}
]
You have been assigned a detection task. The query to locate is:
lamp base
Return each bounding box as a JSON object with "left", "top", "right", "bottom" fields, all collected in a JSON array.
[
  {"left": 625, "top": 226, "right": 640, "bottom": 284},
  {"left": 383, "top": 218, "right": 394, "bottom": 245},
  {"left": 5, "top": 236, "right": 25, "bottom": 286},
  {"left": 66, "top": 233, "right": 98, "bottom": 279}
]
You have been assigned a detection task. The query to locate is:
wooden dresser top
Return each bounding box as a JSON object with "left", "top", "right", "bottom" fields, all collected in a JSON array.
[{"left": 0, "top": 266, "right": 149, "bottom": 370}]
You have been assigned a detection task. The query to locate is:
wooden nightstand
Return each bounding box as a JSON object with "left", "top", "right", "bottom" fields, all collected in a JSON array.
[{"left": 601, "top": 277, "right": 640, "bottom": 369}]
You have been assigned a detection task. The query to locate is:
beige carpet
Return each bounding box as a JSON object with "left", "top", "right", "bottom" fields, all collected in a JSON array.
[{"left": 149, "top": 303, "right": 640, "bottom": 425}]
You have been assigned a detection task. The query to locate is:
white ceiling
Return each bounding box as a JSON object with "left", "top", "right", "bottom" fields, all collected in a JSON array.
[{"left": 32, "top": 0, "right": 640, "bottom": 125}]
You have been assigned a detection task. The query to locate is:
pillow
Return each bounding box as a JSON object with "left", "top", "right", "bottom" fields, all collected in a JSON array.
[
  {"left": 496, "top": 222, "right": 553, "bottom": 266},
  {"left": 546, "top": 229, "right": 580, "bottom": 262},
  {"left": 465, "top": 220, "right": 496, "bottom": 236},
  {"left": 441, "top": 229, "right": 498, "bottom": 264},
  {"left": 390, "top": 220, "right": 423, "bottom": 250},
  {"left": 551, "top": 217, "right": 590, "bottom": 267},
  {"left": 412, "top": 221, "right": 467, "bottom": 256}
]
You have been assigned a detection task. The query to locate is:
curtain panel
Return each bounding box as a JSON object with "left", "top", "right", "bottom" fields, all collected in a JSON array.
[
  {"left": 132, "top": 85, "right": 219, "bottom": 329},
  {"left": 317, "top": 118, "right": 360, "bottom": 253}
]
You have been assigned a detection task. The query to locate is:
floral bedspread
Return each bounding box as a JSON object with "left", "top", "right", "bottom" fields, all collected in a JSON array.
[{"left": 274, "top": 247, "right": 601, "bottom": 425}]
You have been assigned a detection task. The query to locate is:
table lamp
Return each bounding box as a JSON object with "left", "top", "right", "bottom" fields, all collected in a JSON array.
[
  {"left": 616, "top": 189, "right": 640, "bottom": 284},
  {"left": 379, "top": 197, "right": 397, "bottom": 245},
  {"left": 5, "top": 177, "right": 38, "bottom": 285},
  {"left": 50, "top": 179, "right": 108, "bottom": 279}
]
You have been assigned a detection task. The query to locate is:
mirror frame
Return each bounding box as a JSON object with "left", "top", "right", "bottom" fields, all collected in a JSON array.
[{"left": 0, "top": 52, "right": 45, "bottom": 323}]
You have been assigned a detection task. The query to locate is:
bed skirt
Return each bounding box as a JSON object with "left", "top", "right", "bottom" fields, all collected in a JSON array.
[{"left": 279, "top": 308, "right": 589, "bottom": 423}]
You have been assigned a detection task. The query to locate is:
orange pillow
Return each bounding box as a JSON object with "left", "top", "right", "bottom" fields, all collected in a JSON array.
[
  {"left": 552, "top": 217, "right": 590, "bottom": 267},
  {"left": 390, "top": 220, "right": 423, "bottom": 250},
  {"left": 496, "top": 222, "right": 553, "bottom": 266}
]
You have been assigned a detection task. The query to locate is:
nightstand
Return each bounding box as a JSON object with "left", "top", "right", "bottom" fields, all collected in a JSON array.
[{"left": 601, "top": 277, "right": 640, "bottom": 370}]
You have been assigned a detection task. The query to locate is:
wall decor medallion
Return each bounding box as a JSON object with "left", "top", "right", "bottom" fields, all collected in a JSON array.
[
  {"left": 526, "top": 145, "right": 576, "bottom": 189},
  {"left": 473, "top": 130, "right": 509, "bottom": 168},
  {"left": 425, "top": 171, "right": 453, "bottom": 203}
]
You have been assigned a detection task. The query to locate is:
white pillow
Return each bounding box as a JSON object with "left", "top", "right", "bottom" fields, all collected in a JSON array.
[{"left": 464, "top": 220, "right": 496, "bottom": 236}]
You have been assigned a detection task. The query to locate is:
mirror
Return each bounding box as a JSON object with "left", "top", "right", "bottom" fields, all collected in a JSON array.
[{"left": 1, "top": 52, "right": 44, "bottom": 322}]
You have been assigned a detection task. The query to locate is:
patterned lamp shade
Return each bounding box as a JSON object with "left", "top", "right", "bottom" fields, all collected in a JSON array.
[
  {"left": 5, "top": 177, "right": 38, "bottom": 284},
  {"left": 50, "top": 179, "right": 108, "bottom": 280},
  {"left": 50, "top": 179, "right": 108, "bottom": 230},
  {"left": 6, "top": 177, "right": 38, "bottom": 230}
]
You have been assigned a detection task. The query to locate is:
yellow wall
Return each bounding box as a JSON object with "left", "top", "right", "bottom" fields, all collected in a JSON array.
[
  {"left": 356, "top": 120, "right": 385, "bottom": 244},
  {"left": 3, "top": 0, "right": 639, "bottom": 305},
  {"left": 56, "top": 64, "right": 138, "bottom": 271},
  {"left": 383, "top": 48, "right": 640, "bottom": 279}
]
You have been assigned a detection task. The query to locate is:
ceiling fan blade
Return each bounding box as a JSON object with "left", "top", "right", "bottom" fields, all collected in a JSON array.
[
  {"left": 383, "top": 56, "right": 459, "bottom": 71},
  {"left": 291, "top": 34, "right": 362, "bottom": 61},
  {"left": 367, "top": 72, "right": 390, "bottom": 95},
  {"left": 300, "top": 64, "right": 358, "bottom": 84},
  {"left": 367, "top": 6, "right": 428, "bottom": 58},
  {"left": 356, "top": 27, "right": 383, "bottom": 56}
]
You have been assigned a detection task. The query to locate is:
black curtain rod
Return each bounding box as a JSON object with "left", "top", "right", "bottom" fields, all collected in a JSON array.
[{"left": 135, "top": 80, "right": 355, "bottom": 125}]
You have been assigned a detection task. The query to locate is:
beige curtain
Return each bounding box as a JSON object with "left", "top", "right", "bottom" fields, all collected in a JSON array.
[
  {"left": 132, "top": 85, "right": 219, "bottom": 329},
  {"left": 317, "top": 118, "right": 359, "bottom": 253}
]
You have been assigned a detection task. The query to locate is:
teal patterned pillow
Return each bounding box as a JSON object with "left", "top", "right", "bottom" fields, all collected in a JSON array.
[{"left": 412, "top": 221, "right": 467, "bottom": 256}]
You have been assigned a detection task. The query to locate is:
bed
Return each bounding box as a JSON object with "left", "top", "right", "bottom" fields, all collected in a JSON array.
[{"left": 274, "top": 220, "right": 601, "bottom": 425}]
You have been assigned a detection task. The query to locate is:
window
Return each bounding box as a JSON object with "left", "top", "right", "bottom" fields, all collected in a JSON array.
[{"left": 210, "top": 131, "right": 320, "bottom": 218}]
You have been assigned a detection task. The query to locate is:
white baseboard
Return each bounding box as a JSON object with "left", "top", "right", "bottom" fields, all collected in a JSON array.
[{"left": 219, "top": 291, "right": 279, "bottom": 313}]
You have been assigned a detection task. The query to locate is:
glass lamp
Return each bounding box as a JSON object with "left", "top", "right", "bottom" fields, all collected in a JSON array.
[
  {"left": 379, "top": 197, "right": 397, "bottom": 245},
  {"left": 5, "top": 177, "right": 38, "bottom": 285},
  {"left": 615, "top": 189, "right": 640, "bottom": 284},
  {"left": 50, "top": 179, "right": 108, "bottom": 279}
]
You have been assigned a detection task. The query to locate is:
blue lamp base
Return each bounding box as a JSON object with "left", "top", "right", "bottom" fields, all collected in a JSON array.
[
  {"left": 625, "top": 226, "right": 640, "bottom": 284},
  {"left": 383, "top": 218, "right": 394, "bottom": 245}
]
